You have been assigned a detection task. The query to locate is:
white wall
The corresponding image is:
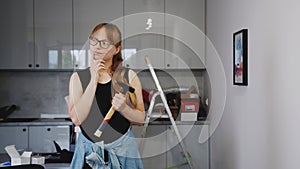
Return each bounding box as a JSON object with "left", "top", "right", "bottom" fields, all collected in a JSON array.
[{"left": 206, "top": 0, "right": 300, "bottom": 169}]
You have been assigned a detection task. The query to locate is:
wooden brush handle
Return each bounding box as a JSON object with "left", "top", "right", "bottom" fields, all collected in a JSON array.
[{"left": 94, "top": 107, "right": 115, "bottom": 137}]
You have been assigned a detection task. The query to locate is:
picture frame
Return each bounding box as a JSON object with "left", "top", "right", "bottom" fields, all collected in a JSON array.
[{"left": 233, "top": 29, "right": 248, "bottom": 86}]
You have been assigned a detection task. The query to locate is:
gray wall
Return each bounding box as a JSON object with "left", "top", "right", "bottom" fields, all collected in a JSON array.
[
  {"left": 0, "top": 71, "right": 72, "bottom": 118},
  {"left": 137, "top": 69, "right": 205, "bottom": 96},
  {"left": 207, "top": 0, "right": 300, "bottom": 169},
  {"left": 0, "top": 69, "right": 205, "bottom": 118}
]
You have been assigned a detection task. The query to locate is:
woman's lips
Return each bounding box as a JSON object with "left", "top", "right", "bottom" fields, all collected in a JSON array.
[
  {"left": 94, "top": 51, "right": 103, "bottom": 55},
  {"left": 93, "top": 51, "right": 104, "bottom": 59}
]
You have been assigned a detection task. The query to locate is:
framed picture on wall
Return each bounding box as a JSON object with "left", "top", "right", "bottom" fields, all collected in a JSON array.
[{"left": 233, "top": 29, "right": 248, "bottom": 86}]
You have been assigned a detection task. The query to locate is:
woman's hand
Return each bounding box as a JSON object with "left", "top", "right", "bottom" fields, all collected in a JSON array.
[
  {"left": 112, "top": 93, "right": 128, "bottom": 112},
  {"left": 89, "top": 45, "right": 117, "bottom": 83},
  {"left": 90, "top": 58, "right": 106, "bottom": 85}
]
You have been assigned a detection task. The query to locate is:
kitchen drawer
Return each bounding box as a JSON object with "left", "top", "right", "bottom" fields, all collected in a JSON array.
[
  {"left": 0, "top": 126, "right": 29, "bottom": 153},
  {"left": 29, "top": 126, "right": 70, "bottom": 153},
  {"left": 132, "top": 123, "right": 209, "bottom": 169}
]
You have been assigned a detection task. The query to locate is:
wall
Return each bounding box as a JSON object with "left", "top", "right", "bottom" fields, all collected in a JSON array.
[
  {"left": 0, "top": 70, "right": 204, "bottom": 118},
  {"left": 137, "top": 69, "right": 205, "bottom": 95},
  {"left": 206, "top": 0, "right": 300, "bottom": 169},
  {"left": 0, "top": 71, "right": 72, "bottom": 118}
]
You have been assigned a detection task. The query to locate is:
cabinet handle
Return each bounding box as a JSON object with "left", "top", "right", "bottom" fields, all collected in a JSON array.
[
  {"left": 22, "top": 128, "right": 27, "bottom": 132},
  {"left": 126, "top": 64, "right": 129, "bottom": 67},
  {"left": 47, "top": 128, "right": 51, "bottom": 131},
  {"left": 75, "top": 64, "right": 78, "bottom": 67},
  {"left": 36, "top": 64, "right": 40, "bottom": 67},
  {"left": 167, "top": 64, "right": 170, "bottom": 67},
  {"left": 28, "top": 64, "right": 32, "bottom": 68}
]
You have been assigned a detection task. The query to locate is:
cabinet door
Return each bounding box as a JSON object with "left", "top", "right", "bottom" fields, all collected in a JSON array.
[
  {"left": 0, "top": 0, "right": 34, "bottom": 69},
  {"left": 73, "top": 0, "right": 123, "bottom": 70},
  {"left": 123, "top": 0, "right": 165, "bottom": 69},
  {"left": 165, "top": 0, "right": 205, "bottom": 69},
  {"left": 0, "top": 126, "right": 29, "bottom": 153},
  {"left": 132, "top": 125, "right": 167, "bottom": 169},
  {"left": 29, "top": 126, "right": 70, "bottom": 153},
  {"left": 166, "top": 124, "right": 209, "bottom": 169},
  {"left": 34, "top": 0, "right": 73, "bottom": 69}
]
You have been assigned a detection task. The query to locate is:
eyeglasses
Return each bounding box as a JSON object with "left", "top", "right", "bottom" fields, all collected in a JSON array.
[{"left": 89, "top": 36, "right": 113, "bottom": 49}]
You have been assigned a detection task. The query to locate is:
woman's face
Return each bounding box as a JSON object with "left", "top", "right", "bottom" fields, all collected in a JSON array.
[{"left": 90, "top": 27, "right": 119, "bottom": 61}]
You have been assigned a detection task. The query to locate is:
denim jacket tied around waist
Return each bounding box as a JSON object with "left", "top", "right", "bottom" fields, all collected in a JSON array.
[{"left": 70, "top": 128, "right": 144, "bottom": 169}]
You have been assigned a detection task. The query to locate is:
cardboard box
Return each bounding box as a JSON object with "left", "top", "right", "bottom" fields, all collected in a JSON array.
[
  {"left": 180, "top": 112, "right": 198, "bottom": 121},
  {"left": 180, "top": 85, "right": 200, "bottom": 112},
  {"left": 181, "top": 100, "right": 199, "bottom": 112},
  {"left": 181, "top": 93, "right": 199, "bottom": 99},
  {"left": 5, "top": 145, "right": 32, "bottom": 166},
  {"left": 179, "top": 85, "right": 199, "bottom": 121},
  {"left": 31, "top": 156, "right": 45, "bottom": 165}
]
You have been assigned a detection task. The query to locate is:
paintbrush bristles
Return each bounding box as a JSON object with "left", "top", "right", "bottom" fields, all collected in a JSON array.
[{"left": 94, "top": 129, "right": 103, "bottom": 137}]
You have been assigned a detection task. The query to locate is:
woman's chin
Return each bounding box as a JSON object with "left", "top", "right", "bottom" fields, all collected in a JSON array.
[{"left": 94, "top": 55, "right": 103, "bottom": 60}]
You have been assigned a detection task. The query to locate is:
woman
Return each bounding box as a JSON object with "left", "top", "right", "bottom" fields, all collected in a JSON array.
[{"left": 68, "top": 23, "right": 145, "bottom": 169}]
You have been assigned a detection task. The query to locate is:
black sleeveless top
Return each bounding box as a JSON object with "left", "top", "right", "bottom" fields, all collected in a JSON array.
[
  {"left": 78, "top": 68, "right": 130, "bottom": 143},
  {"left": 95, "top": 81, "right": 130, "bottom": 136}
]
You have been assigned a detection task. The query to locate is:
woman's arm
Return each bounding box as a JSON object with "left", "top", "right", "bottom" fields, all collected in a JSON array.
[
  {"left": 68, "top": 72, "right": 98, "bottom": 126},
  {"left": 68, "top": 57, "right": 106, "bottom": 125},
  {"left": 112, "top": 70, "right": 145, "bottom": 125}
]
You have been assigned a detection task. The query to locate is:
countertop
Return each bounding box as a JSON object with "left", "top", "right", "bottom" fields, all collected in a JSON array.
[
  {"left": 0, "top": 118, "right": 208, "bottom": 126},
  {"left": 145, "top": 120, "right": 209, "bottom": 125},
  {"left": 0, "top": 118, "right": 73, "bottom": 126}
]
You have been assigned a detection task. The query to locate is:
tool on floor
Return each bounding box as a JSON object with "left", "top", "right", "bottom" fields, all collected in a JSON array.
[
  {"left": 141, "top": 56, "right": 194, "bottom": 169},
  {"left": 94, "top": 81, "right": 135, "bottom": 137}
]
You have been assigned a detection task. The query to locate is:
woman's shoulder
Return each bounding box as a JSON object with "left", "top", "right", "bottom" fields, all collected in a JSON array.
[
  {"left": 114, "top": 67, "right": 139, "bottom": 84},
  {"left": 128, "top": 69, "right": 137, "bottom": 77},
  {"left": 73, "top": 68, "right": 90, "bottom": 78},
  {"left": 76, "top": 67, "right": 90, "bottom": 74},
  {"left": 70, "top": 68, "right": 90, "bottom": 86},
  {"left": 121, "top": 67, "right": 138, "bottom": 82}
]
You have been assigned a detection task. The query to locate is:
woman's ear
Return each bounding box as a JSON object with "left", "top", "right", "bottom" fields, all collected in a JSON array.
[{"left": 115, "top": 46, "right": 121, "bottom": 54}]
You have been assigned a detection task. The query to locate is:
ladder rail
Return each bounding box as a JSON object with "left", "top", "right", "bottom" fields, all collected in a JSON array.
[
  {"left": 143, "top": 56, "right": 194, "bottom": 169},
  {"left": 139, "top": 91, "right": 160, "bottom": 151}
]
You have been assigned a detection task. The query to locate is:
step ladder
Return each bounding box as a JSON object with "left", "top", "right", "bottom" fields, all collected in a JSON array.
[{"left": 139, "top": 56, "right": 194, "bottom": 169}]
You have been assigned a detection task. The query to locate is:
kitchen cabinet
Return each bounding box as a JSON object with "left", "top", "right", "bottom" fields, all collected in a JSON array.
[
  {"left": 166, "top": 124, "right": 209, "bottom": 169},
  {"left": 123, "top": 0, "right": 165, "bottom": 69},
  {"left": 34, "top": 0, "right": 73, "bottom": 69},
  {"left": 132, "top": 124, "right": 167, "bottom": 169},
  {"left": 132, "top": 123, "right": 209, "bottom": 169},
  {"left": 0, "top": 119, "right": 72, "bottom": 153},
  {"left": 0, "top": 126, "right": 29, "bottom": 153},
  {"left": 73, "top": 0, "right": 123, "bottom": 69},
  {"left": 123, "top": 0, "right": 205, "bottom": 70},
  {"left": 0, "top": 0, "right": 205, "bottom": 70},
  {"left": 165, "top": 0, "right": 206, "bottom": 69},
  {"left": 29, "top": 126, "right": 70, "bottom": 153},
  {"left": 0, "top": 0, "right": 34, "bottom": 69},
  {"left": 0, "top": 0, "right": 73, "bottom": 70}
]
